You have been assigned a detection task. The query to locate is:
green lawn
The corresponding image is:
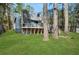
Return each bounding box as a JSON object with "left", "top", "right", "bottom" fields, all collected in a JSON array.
[{"left": 0, "top": 30, "right": 79, "bottom": 55}]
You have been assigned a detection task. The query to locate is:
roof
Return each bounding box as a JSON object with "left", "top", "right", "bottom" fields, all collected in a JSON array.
[{"left": 30, "top": 12, "right": 42, "bottom": 21}]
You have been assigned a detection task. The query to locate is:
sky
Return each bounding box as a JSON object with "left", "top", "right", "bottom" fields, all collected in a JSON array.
[
  {"left": 30, "top": 3, "right": 43, "bottom": 13},
  {"left": 29, "top": 3, "right": 62, "bottom": 13},
  {"left": 16, "top": 3, "right": 62, "bottom": 13},
  {"left": 28, "top": 3, "right": 53, "bottom": 13}
]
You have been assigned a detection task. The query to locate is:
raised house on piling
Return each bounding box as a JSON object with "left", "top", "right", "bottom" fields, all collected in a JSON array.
[{"left": 21, "top": 9, "right": 43, "bottom": 34}]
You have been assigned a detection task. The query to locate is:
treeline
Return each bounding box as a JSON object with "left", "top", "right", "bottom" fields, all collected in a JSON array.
[
  {"left": 0, "top": 3, "right": 79, "bottom": 41},
  {"left": 43, "top": 3, "right": 79, "bottom": 40}
]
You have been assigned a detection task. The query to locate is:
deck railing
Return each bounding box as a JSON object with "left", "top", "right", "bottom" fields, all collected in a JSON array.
[{"left": 21, "top": 27, "right": 44, "bottom": 34}]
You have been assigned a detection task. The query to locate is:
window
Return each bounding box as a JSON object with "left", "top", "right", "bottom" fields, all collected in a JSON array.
[{"left": 37, "top": 13, "right": 40, "bottom": 17}]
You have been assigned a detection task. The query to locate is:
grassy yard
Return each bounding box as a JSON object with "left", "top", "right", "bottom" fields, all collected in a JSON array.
[{"left": 0, "top": 30, "right": 79, "bottom": 55}]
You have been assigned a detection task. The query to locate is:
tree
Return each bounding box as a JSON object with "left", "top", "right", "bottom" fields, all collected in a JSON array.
[
  {"left": 43, "top": 3, "right": 49, "bottom": 41},
  {"left": 53, "top": 3, "right": 58, "bottom": 39},
  {"left": 68, "top": 3, "right": 76, "bottom": 32},
  {"left": 0, "top": 3, "right": 13, "bottom": 30},
  {"left": 0, "top": 4, "right": 5, "bottom": 33},
  {"left": 8, "top": 3, "right": 16, "bottom": 29},
  {"left": 25, "top": 4, "right": 34, "bottom": 13},
  {"left": 0, "top": 3, "right": 11, "bottom": 30},
  {"left": 0, "top": 4, "right": 4, "bottom": 23},
  {"left": 16, "top": 3, "right": 23, "bottom": 15},
  {"left": 74, "top": 4, "right": 79, "bottom": 31},
  {"left": 64, "top": 3, "right": 69, "bottom": 33}
]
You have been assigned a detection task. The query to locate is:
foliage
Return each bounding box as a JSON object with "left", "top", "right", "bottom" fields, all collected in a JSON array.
[
  {"left": 16, "top": 3, "right": 23, "bottom": 14},
  {"left": 25, "top": 4, "right": 34, "bottom": 13},
  {"left": 74, "top": 3, "right": 79, "bottom": 18}
]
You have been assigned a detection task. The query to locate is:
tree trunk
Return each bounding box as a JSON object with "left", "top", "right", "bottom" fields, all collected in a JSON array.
[
  {"left": 53, "top": 3, "right": 58, "bottom": 39},
  {"left": 3, "top": 3, "right": 9, "bottom": 30},
  {"left": 43, "top": 3, "right": 49, "bottom": 41},
  {"left": 64, "top": 3, "right": 69, "bottom": 33}
]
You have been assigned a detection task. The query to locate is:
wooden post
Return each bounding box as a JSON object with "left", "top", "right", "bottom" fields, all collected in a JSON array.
[
  {"left": 30, "top": 28, "right": 32, "bottom": 34},
  {"left": 37, "top": 28, "right": 38, "bottom": 35},
  {"left": 34, "top": 28, "right": 36, "bottom": 34}
]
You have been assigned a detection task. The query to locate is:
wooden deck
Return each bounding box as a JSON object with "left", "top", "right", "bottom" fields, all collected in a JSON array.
[{"left": 21, "top": 27, "right": 44, "bottom": 34}]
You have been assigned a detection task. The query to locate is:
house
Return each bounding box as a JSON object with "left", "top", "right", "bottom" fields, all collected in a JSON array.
[
  {"left": 22, "top": 10, "right": 43, "bottom": 27},
  {"left": 21, "top": 10, "right": 43, "bottom": 34}
]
